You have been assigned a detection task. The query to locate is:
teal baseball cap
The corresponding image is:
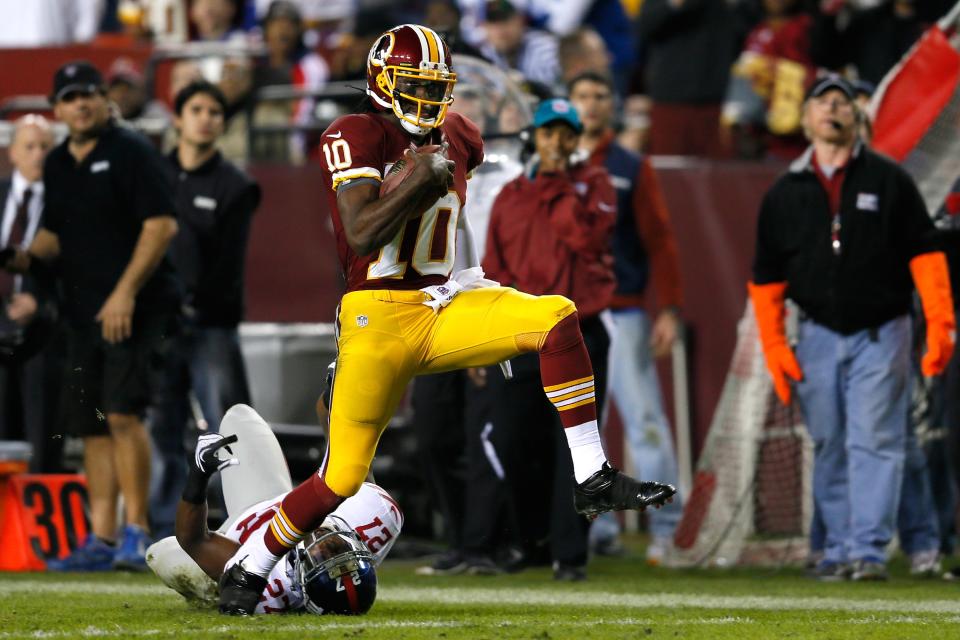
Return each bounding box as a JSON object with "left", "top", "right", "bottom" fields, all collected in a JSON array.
[{"left": 533, "top": 98, "right": 582, "bottom": 133}]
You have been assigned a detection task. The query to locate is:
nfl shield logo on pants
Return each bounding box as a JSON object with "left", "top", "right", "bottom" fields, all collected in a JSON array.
[{"left": 356, "top": 315, "right": 368, "bottom": 328}]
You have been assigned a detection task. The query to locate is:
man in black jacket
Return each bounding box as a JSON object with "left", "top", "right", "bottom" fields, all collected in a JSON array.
[
  {"left": 749, "top": 76, "right": 955, "bottom": 582},
  {"left": 150, "top": 80, "right": 260, "bottom": 537}
]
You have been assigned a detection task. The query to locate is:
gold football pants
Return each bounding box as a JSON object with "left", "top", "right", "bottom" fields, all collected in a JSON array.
[{"left": 325, "top": 287, "right": 575, "bottom": 497}]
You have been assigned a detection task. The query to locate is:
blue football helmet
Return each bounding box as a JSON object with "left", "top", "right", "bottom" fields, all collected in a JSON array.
[{"left": 297, "top": 516, "right": 377, "bottom": 615}]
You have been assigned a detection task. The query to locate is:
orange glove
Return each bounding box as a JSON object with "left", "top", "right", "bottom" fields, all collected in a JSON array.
[
  {"left": 910, "top": 252, "right": 956, "bottom": 377},
  {"left": 748, "top": 281, "right": 803, "bottom": 405}
]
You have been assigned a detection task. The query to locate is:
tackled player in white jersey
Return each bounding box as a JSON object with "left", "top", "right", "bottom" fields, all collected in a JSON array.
[{"left": 147, "top": 404, "right": 402, "bottom": 615}]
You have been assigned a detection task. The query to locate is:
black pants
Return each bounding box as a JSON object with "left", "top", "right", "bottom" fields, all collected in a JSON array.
[
  {"left": 0, "top": 343, "right": 64, "bottom": 473},
  {"left": 412, "top": 368, "right": 513, "bottom": 556},
  {"left": 411, "top": 370, "right": 468, "bottom": 551},
  {"left": 487, "top": 315, "right": 609, "bottom": 567}
]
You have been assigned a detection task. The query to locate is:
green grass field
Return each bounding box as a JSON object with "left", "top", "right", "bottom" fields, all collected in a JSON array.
[{"left": 2, "top": 547, "right": 960, "bottom": 639}]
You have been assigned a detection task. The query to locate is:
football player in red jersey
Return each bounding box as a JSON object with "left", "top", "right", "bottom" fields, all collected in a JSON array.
[{"left": 219, "top": 24, "right": 676, "bottom": 615}]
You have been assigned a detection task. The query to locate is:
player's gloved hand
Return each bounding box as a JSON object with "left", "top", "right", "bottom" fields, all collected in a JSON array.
[
  {"left": 194, "top": 433, "right": 239, "bottom": 477},
  {"left": 182, "top": 433, "right": 239, "bottom": 504}
]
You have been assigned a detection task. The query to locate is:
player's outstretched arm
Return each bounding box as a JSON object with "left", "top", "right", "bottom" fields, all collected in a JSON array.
[
  {"left": 176, "top": 434, "right": 242, "bottom": 580},
  {"left": 338, "top": 146, "right": 454, "bottom": 256}
]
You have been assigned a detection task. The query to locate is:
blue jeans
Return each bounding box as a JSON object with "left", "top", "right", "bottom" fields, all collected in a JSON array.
[
  {"left": 795, "top": 315, "right": 910, "bottom": 563},
  {"left": 149, "top": 325, "right": 251, "bottom": 537},
  {"left": 606, "top": 308, "right": 683, "bottom": 537},
  {"left": 810, "top": 420, "right": 941, "bottom": 556},
  {"left": 897, "top": 416, "right": 941, "bottom": 555}
]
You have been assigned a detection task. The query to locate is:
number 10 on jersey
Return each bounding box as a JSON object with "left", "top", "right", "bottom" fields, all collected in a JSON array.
[{"left": 367, "top": 192, "right": 460, "bottom": 280}]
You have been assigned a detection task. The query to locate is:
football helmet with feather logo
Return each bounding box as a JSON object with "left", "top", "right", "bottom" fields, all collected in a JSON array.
[{"left": 366, "top": 24, "right": 457, "bottom": 136}]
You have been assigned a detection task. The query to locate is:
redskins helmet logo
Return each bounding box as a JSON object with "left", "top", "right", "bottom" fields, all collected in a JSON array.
[{"left": 365, "top": 24, "right": 456, "bottom": 134}]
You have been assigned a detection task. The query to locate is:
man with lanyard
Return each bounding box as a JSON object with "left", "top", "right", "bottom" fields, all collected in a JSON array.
[{"left": 749, "top": 75, "right": 955, "bottom": 581}]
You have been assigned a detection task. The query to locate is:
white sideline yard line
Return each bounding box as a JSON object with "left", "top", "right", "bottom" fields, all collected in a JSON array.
[
  {"left": 381, "top": 586, "right": 960, "bottom": 615},
  {"left": 3, "top": 581, "right": 960, "bottom": 616},
  {"left": 2, "top": 616, "right": 960, "bottom": 639}
]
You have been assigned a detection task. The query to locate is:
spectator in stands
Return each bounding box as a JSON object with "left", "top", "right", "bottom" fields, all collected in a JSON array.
[
  {"left": 749, "top": 75, "right": 955, "bottom": 581},
  {"left": 189, "top": 0, "right": 246, "bottom": 42},
  {"left": 721, "top": 0, "right": 815, "bottom": 160},
  {"left": 538, "top": 1, "right": 633, "bottom": 93},
  {"left": 0, "top": 115, "right": 58, "bottom": 472},
  {"left": 5, "top": 61, "right": 180, "bottom": 571},
  {"left": 617, "top": 94, "right": 653, "bottom": 154},
  {"left": 483, "top": 98, "right": 616, "bottom": 581},
  {"left": 569, "top": 71, "right": 685, "bottom": 565},
  {"left": 424, "top": 0, "right": 486, "bottom": 59},
  {"left": 150, "top": 80, "right": 260, "bottom": 537},
  {"left": 259, "top": 1, "right": 328, "bottom": 90},
  {"left": 327, "top": 7, "right": 397, "bottom": 82},
  {"left": 106, "top": 57, "right": 170, "bottom": 123},
  {"left": 636, "top": 0, "right": 741, "bottom": 157},
  {"left": 107, "top": 58, "right": 150, "bottom": 120},
  {"left": 477, "top": 0, "right": 561, "bottom": 90},
  {"left": 253, "top": 0, "right": 329, "bottom": 160},
  {"left": 852, "top": 79, "right": 874, "bottom": 142},
  {"left": 810, "top": 0, "right": 928, "bottom": 87},
  {"left": 0, "top": 0, "right": 104, "bottom": 47},
  {"left": 558, "top": 29, "right": 613, "bottom": 93}
]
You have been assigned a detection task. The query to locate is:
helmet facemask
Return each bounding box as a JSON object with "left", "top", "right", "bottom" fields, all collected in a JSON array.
[
  {"left": 297, "top": 516, "right": 377, "bottom": 615},
  {"left": 382, "top": 64, "right": 456, "bottom": 136}
]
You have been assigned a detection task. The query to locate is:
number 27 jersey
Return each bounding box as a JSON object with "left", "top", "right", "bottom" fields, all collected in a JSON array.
[
  {"left": 319, "top": 111, "right": 484, "bottom": 293},
  {"left": 224, "top": 482, "right": 403, "bottom": 614}
]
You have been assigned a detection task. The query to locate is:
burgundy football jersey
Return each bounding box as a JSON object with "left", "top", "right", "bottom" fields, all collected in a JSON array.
[{"left": 319, "top": 111, "right": 484, "bottom": 293}]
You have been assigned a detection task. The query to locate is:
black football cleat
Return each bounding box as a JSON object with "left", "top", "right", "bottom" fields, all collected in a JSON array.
[
  {"left": 218, "top": 562, "right": 267, "bottom": 615},
  {"left": 574, "top": 463, "right": 676, "bottom": 518}
]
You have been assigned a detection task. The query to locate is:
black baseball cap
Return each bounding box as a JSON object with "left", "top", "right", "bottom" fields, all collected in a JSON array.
[
  {"left": 51, "top": 60, "right": 104, "bottom": 103},
  {"left": 485, "top": 0, "right": 518, "bottom": 22},
  {"left": 805, "top": 75, "right": 855, "bottom": 102}
]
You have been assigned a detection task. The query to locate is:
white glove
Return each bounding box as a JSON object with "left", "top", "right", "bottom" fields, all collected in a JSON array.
[{"left": 194, "top": 433, "right": 239, "bottom": 477}]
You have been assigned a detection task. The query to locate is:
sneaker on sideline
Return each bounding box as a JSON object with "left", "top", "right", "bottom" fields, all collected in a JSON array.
[
  {"left": 645, "top": 535, "right": 674, "bottom": 566},
  {"left": 909, "top": 550, "right": 941, "bottom": 578},
  {"left": 553, "top": 562, "right": 587, "bottom": 582},
  {"left": 46, "top": 535, "right": 115, "bottom": 572},
  {"left": 415, "top": 550, "right": 467, "bottom": 576},
  {"left": 850, "top": 557, "right": 888, "bottom": 582},
  {"left": 464, "top": 555, "right": 502, "bottom": 576},
  {"left": 811, "top": 559, "right": 850, "bottom": 582},
  {"left": 113, "top": 524, "right": 151, "bottom": 571}
]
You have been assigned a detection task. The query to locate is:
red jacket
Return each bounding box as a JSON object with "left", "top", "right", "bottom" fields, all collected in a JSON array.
[
  {"left": 482, "top": 162, "right": 616, "bottom": 318},
  {"left": 587, "top": 131, "right": 683, "bottom": 311}
]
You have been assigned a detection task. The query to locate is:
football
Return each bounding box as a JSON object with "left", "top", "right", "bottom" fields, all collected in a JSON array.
[{"left": 379, "top": 144, "right": 443, "bottom": 196}]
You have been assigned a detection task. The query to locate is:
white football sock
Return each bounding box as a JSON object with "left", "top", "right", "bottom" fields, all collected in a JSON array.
[
  {"left": 564, "top": 420, "right": 608, "bottom": 484},
  {"left": 227, "top": 535, "right": 282, "bottom": 579}
]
